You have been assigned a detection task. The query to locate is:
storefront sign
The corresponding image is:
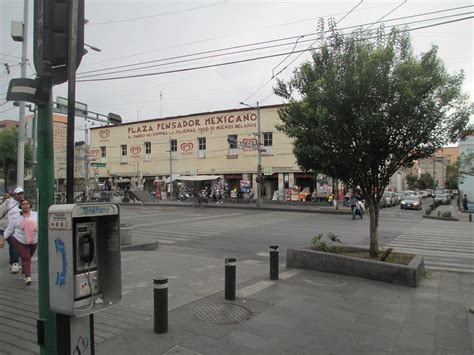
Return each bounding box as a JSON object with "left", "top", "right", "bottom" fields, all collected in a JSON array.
[
  {"left": 125, "top": 113, "right": 257, "bottom": 139},
  {"left": 180, "top": 142, "right": 194, "bottom": 154}
]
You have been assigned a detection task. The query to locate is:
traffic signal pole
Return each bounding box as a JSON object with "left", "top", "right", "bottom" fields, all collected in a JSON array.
[{"left": 37, "top": 96, "right": 58, "bottom": 355}]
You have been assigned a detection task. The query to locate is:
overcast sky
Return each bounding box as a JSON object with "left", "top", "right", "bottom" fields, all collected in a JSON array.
[{"left": 1, "top": 0, "right": 473, "bottom": 134}]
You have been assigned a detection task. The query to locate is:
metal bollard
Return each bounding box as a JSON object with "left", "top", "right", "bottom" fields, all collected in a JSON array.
[
  {"left": 225, "top": 258, "right": 236, "bottom": 300},
  {"left": 270, "top": 245, "right": 279, "bottom": 280},
  {"left": 153, "top": 276, "right": 168, "bottom": 334},
  {"left": 469, "top": 213, "right": 472, "bottom": 222}
]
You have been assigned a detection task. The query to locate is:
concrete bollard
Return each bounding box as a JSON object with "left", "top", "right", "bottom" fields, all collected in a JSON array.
[
  {"left": 269, "top": 245, "right": 279, "bottom": 280},
  {"left": 225, "top": 258, "right": 236, "bottom": 300},
  {"left": 153, "top": 276, "right": 168, "bottom": 334}
]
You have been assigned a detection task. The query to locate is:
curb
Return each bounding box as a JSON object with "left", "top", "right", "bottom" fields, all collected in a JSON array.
[
  {"left": 119, "top": 202, "right": 351, "bottom": 215},
  {"left": 422, "top": 215, "right": 458, "bottom": 222}
]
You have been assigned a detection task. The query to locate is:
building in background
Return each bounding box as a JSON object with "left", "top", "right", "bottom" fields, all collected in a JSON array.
[
  {"left": 458, "top": 126, "right": 474, "bottom": 204},
  {"left": 89, "top": 104, "right": 317, "bottom": 199},
  {"left": 418, "top": 147, "right": 459, "bottom": 189}
]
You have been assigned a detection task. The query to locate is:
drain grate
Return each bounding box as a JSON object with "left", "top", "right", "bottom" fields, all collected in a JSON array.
[{"left": 193, "top": 303, "right": 253, "bottom": 324}]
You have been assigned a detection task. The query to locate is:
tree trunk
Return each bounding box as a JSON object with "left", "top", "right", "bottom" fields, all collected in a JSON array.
[{"left": 367, "top": 198, "right": 380, "bottom": 257}]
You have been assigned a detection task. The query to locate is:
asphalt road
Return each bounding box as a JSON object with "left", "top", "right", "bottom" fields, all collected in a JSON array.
[{"left": 119, "top": 199, "right": 472, "bottom": 272}]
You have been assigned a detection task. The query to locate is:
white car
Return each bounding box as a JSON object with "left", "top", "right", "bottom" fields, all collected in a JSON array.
[{"left": 400, "top": 195, "right": 422, "bottom": 210}]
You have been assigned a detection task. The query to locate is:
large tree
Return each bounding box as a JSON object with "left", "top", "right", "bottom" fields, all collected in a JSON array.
[
  {"left": 0, "top": 127, "right": 32, "bottom": 190},
  {"left": 275, "top": 27, "right": 470, "bottom": 256}
]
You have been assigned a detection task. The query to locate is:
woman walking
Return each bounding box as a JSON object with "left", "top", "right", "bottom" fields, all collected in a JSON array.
[{"left": 4, "top": 199, "right": 38, "bottom": 285}]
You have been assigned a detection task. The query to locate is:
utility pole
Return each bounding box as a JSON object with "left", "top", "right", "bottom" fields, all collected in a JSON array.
[
  {"left": 256, "top": 101, "right": 263, "bottom": 208},
  {"left": 240, "top": 101, "right": 263, "bottom": 208},
  {"left": 169, "top": 137, "right": 173, "bottom": 198},
  {"left": 84, "top": 125, "right": 90, "bottom": 199},
  {"left": 17, "top": 0, "right": 29, "bottom": 187}
]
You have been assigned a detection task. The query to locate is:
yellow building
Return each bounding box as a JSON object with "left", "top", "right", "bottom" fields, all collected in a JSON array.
[{"left": 89, "top": 104, "right": 318, "bottom": 198}]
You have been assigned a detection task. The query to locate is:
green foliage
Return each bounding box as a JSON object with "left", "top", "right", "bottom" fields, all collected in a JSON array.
[
  {"left": 0, "top": 127, "right": 32, "bottom": 189},
  {"left": 418, "top": 172, "right": 435, "bottom": 190},
  {"left": 441, "top": 211, "right": 452, "bottom": 218},
  {"left": 445, "top": 163, "right": 458, "bottom": 190},
  {"left": 275, "top": 25, "right": 469, "bottom": 256},
  {"left": 457, "top": 152, "right": 474, "bottom": 179},
  {"left": 406, "top": 174, "right": 419, "bottom": 189},
  {"left": 311, "top": 232, "right": 343, "bottom": 253}
]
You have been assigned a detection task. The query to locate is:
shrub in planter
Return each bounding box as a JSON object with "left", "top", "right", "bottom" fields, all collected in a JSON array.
[{"left": 441, "top": 211, "right": 452, "bottom": 218}]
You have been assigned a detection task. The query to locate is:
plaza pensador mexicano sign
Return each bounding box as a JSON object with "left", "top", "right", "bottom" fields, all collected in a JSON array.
[{"left": 119, "top": 112, "right": 258, "bottom": 140}]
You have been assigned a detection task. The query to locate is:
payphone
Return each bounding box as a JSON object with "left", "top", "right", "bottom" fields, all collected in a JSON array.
[{"left": 48, "top": 203, "right": 121, "bottom": 317}]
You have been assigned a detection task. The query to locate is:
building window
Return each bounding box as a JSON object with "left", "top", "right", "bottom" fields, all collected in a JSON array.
[
  {"left": 198, "top": 137, "right": 206, "bottom": 159},
  {"left": 100, "top": 146, "right": 106, "bottom": 157},
  {"left": 145, "top": 142, "right": 151, "bottom": 161},
  {"left": 170, "top": 139, "right": 177, "bottom": 152},
  {"left": 263, "top": 132, "right": 273, "bottom": 155},
  {"left": 170, "top": 139, "right": 177, "bottom": 159},
  {"left": 120, "top": 144, "right": 127, "bottom": 163},
  {"left": 227, "top": 134, "right": 238, "bottom": 158}
]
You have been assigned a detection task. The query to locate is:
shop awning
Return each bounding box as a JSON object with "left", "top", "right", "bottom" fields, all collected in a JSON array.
[{"left": 176, "top": 175, "right": 221, "bottom": 181}]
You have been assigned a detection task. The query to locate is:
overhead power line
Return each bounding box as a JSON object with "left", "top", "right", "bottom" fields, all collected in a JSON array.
[
  {"left": 89, "top": 1, "right": 227, "bottom": 25},
  {"left": 77, "top": 6, "right": 473, "bottom": 80},
  {"left": 76, "top": 16, "right": 474, "bottom": 83}
]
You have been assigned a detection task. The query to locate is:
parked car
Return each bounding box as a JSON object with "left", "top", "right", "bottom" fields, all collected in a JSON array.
[
  {"left": 400, "top": 195, "right": 422, "bottom": 210},
  {"left": 382, "top": 191, "right": 393, "bottom": 207},
  {"left": 434, "top": 193, "right": 450, "bottom": 205}
]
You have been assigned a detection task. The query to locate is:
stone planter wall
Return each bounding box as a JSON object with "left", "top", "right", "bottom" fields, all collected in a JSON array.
[{"left": 286, "top": 247, "right": 424, "bottom": 288}]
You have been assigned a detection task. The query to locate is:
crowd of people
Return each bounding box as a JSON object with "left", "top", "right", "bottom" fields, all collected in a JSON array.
[{"left": 0, "top": 187, "right": 38, "bottom": 286}]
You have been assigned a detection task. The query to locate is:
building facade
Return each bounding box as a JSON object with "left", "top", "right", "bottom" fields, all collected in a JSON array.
[
  {"left": 89, "top": 104, "right": 320, "bottom": 198},
  {"left": 418, "top": 146, "right": 459, "bottom": 189}
]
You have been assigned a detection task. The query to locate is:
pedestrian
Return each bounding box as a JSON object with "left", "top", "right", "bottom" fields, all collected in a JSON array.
[
  {"left": 462, "top": 194, "right": 468, "bottom": 212},
  {"left": 352, "top": 198, "right": 364, "bottom": 220},
  {"left": 2, "top": 188, "right": 24, "bottom": 274},
  {"left": 4, "top": 198, "right": 38, "bottom": 285}
]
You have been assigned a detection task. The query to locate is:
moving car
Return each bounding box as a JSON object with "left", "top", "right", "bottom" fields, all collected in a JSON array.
[
  {"left": 400, "top": 195, "right": 422, "bottom": 210},
  {"left": 434, "top": 193, "right": 450, "bottom": 205}
]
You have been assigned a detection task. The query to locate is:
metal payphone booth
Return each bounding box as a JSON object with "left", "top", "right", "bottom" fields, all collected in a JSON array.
[{"left": 48, "top": 203, "right": 121, "bottom": 353}]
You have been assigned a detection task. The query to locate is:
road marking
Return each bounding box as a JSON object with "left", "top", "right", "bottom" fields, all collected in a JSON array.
[
  {"left": 279, "top": 269, "right": 303, "bottom": 280},
  {"left": 132, "top": 212, "right": 243, "bottom": 228},
  {"left": 255, "top": 252, "right": 269, "bottom": 257},
  {"left": 237, "top": 280, "right": 274, "bottom": 298}
]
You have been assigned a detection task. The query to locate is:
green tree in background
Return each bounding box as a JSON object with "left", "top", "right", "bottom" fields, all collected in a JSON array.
[
  {"left": 406, "top": 174, "right": 419, "bottom": 190},
  {"left": 457, "top": 151, "right": 474, "bottom": 178},
  {"left": 0, "top": 127, "right": 32, "bottom": 190},
  {"left": 445, "top": 162, "right": 459, "bottom": 190},
  {"left": 275, "top": 25, "right": 470, "bottom": 256},
  {"left": 418, "top": 172, "right": 435, "bottom": 190}
]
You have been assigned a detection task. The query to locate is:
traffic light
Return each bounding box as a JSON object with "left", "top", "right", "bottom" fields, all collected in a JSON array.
[
  {"left": 34, "top": 0, "right": 86, "bottom": 85},
  {"left": 257, "top": 164, "right": 262, "bottom": 176}
]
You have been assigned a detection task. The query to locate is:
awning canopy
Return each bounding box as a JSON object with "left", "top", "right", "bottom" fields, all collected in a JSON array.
[{"left": 176, "top": 175, "right": 221, "bottom": 181}]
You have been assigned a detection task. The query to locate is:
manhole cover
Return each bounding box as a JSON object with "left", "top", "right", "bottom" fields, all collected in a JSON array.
[{"left": 193, "top": 303, "right": 253, "bottom": 324}]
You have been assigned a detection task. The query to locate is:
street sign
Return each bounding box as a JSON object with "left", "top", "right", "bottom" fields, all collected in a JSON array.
[
  {"left": 90, "top": 162, "right": 106, "bottom": 167},
  {"left": 263, "top": 166, "right": 273, "bottom": 176},
  {"left": 56, "top": 96, "right": 88, "bottom": 115}
]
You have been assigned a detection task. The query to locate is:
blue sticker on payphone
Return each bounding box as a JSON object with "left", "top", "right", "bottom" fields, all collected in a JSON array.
[{"left": 54, "top": 239, "right": 67, "bottom": 286}]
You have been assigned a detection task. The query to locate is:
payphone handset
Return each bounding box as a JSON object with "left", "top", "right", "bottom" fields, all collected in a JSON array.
[
  {"left": 48, "top": 203, "right": 122, "bottom": 317},
  {"left": 74, "top": 221, "right": 100, "bottom": 302}
]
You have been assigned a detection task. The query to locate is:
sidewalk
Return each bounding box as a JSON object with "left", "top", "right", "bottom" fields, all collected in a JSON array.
[{"left": 1, "top": 246, "right": 473, "bottom": 354}]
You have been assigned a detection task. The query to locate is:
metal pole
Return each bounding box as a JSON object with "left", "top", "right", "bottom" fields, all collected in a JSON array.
[
  {"left": 256, "top": 102, "right": 263, "bottom": 208},
  {"left": 83, "top": 125, "right": 89, "bottom": 199},
  {"left": 153, "top": 277, "right": 168, "bottom": 334},
  {"left": 17, "top": 0, "right": 29, "bottom": 186},
  {"left": 66, "top": 0, "right": 79, "bottom": 203},
  {"left": 169, "top": 138, "right": 173, "bottom": 198},
  {"left": 37, "top": 95, "right": 58, "bottom": 355},
  {"left": 269, "top": 245, "right": 279, "bottom": 280},
  {"left": 32, "top": 106, "right": 38, "bottom": 178},
  {"left": 225, "top": 257, "right": 236, "bottom": 300}
]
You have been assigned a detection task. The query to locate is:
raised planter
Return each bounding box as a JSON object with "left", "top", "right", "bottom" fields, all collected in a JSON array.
[
  {"left": 286, "top": 247, "right": 424, "bottom": 288},
  {"left": 120, "top": 223, "right": 133, "bottom": 246},
  {"left": 422, "top": 215, "right": 458, "bottom": 221}
]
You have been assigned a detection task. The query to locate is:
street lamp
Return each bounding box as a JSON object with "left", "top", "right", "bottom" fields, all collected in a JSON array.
[{"left": 240, "top": 101, "right": 263, "bottom": 208}]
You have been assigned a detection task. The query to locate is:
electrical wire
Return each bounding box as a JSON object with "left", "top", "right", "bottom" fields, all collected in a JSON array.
[
  {"left": 79, "top": 1, "right": 403, "bottom": 68},
  {"left": 89, "top": 1, "right": 227, "bottom": 25},
  {"left": 78, "top": 5, "right": 473, "bottom": 77},
  {"left": 77, "top": 16, "right": 474, "bottom": 83}
]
